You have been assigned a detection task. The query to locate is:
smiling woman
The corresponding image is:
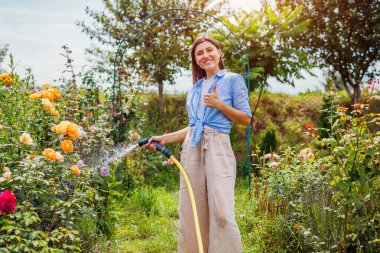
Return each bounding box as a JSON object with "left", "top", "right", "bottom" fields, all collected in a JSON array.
[{"left": 146, "top": 34, "right": 252, "bottom": 253}]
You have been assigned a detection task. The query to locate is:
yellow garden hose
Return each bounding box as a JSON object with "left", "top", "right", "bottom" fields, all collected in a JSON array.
[
  {"left": 137, "top": 136, "right": 203, "bottom": 253},
  {"left": 170, "top": 155, "right": 204, "bottom": 253}
]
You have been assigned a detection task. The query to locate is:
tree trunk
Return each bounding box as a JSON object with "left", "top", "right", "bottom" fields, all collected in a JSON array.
[
  {"left": 158, "top": 81, "right": 164, "bottom": 108},
  {"left": 351, "top": 84, "right": 361, "bottom": 104}
]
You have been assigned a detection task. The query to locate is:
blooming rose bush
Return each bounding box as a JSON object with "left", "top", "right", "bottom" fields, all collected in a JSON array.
[{"left": 0, "top": 67, "right": 116, "bottom": 251}]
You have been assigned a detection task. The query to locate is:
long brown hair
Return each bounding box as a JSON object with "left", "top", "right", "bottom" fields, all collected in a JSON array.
[{"left": 191, "top": 34, "right": 225, "bottom": 84}]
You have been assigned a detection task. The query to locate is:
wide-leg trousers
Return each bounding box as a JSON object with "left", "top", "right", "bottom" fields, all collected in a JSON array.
[{"left": 178, "top": 128, "right": 242, "bottom": 253}]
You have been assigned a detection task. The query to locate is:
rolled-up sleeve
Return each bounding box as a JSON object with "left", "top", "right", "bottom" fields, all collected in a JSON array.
[{"left": 231, "top": 74, "right": 252, "bottom": 118}]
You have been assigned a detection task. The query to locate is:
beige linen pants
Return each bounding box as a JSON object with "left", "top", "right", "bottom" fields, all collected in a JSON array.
[{"left": 178, "top": 128, "right": 242, "bottom": 253}]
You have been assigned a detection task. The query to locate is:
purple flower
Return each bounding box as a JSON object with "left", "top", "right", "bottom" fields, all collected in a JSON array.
[
  {"left": 76, "top": 160, "right": 85, "bottom": 168},
  {"left": 79, "top": 128, "right": 87, "bottom": 138},
  {"left": 59, "top": 135, "right": 65, "bottom": 141},
  {"left": 100, "top": 167, "right": 110, "bottom": 177}
]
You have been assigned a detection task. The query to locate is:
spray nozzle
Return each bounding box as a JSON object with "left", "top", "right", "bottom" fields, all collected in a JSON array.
[
  {"left": 137, "top": 135, "right": 173, "bottom": 158},
  {"left": 137, "top": 135, "right": 152, "bottom": 147}
]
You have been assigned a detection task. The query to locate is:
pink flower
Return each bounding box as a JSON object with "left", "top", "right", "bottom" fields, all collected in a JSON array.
[
  {"left": 168, "top": 159, "right": 174, "bottom": 165},
  {"left": 0, "top": 190, "right": 16, "bottom": 214},
  {"left": 269, "top": 162, "right": 279, "bottom": 168},
  {"left": 264, "top": 153, "right": 272, "bottom": 159},
  {"left": 272, "top": 154, "right": 280, "bottom": 159},
  {"left": 162, "top": 161, "right": 168, "bottom": 166}
]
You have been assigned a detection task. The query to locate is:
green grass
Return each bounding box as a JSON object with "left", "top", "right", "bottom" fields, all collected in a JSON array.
[
  {"left": 103, "top": 187, "right": 179, "bottom": 253},
  {"left": 98, "top": 179, "right": 274, "bottom": 253}
]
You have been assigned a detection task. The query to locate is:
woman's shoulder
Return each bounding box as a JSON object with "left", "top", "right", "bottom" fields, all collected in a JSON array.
[{"left": 222, "top": 70, "right": 245, "bottom": 83}]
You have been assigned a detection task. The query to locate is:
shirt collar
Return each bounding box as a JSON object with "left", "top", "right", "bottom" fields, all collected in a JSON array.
[
  {"left": 215, "top": 69, "right": 227, "bottom": 77},
  {"left": 194, "top": 70, "right": 227, "bottom": 88}
]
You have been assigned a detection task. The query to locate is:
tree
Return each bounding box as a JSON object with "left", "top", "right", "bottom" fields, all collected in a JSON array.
[
  {"left": 275, "top": 0, "right": 380, "bottom": 104},
  {"left": 216, "top": 4, "right": 314, "bottom": 92},
  {"left": 0, "top": 43, "right": 9, "bottom": 72},
  {"left": 78, "top": 0, "right": 227, "bottom": 107}
]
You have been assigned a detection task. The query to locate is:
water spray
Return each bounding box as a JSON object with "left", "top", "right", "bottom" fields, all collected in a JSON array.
[{"left": 137, "top": 136, "right": 204, "bottom": 253}]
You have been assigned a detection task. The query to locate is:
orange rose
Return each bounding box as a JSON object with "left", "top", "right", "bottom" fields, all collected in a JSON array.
[
  {"left": 43, "top": 148, "right": 57, "bottom": 161},
  {"left": 67, "top": 123, "right": 81, "bottom": 140},
  {"left": 49, "top": 88, "right": 61, "bottom": 100},
  {"left": 39, "top": 90, "right": 55, "bottom": 101},
  {"left": 60, "top": 139, "right": 73, "bottom": 154},
  {"left": 55, "top": 121, "right": 70, "bottom": 135},
  {"left": 70, "top": 165, "right": 80, "bottom": 176},
  {"left": 0, "top": 73, "right": 14, "bottom": 87},
  {"left": 53, "top": 111, "right": 60, "bottom": 118}
]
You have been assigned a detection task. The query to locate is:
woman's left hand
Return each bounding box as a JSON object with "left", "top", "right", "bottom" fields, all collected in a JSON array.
[{"left": 204, "top": 85, "right": 222, "bottom": 109}]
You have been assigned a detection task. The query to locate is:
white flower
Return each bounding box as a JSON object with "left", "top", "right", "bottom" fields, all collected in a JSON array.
[
  {"left": 3, "top": 172, "right": 11, "bottom": 178},
  {"left": 20, "top": 132, "right": 33, "bottom": 145},
  {"left": 56, "top": 152, "right": 64, "bottom": 162}
]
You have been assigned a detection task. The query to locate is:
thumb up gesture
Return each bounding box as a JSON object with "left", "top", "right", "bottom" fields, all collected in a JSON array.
[{"left": 204, "top": 85, "right": 221, "bottom": 109}]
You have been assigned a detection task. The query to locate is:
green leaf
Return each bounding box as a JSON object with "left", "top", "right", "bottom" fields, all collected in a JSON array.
[
  {"left": 285, "top": 19, "right": 310, "bottom": 36},
  {"left": 265, "top": 5, "right": 277, "bottom": 24},
  {"left": 348, "top": 150, "right": 357, "bottom": 161}
]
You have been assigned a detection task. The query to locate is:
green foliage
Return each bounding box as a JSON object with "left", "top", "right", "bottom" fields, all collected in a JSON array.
[
  {"left": 78, "top": 0, "right": 228, "bottom": 106},
  {"left": 247, "top": 89, "right": 380, "bottom": 252},
  {"left": 317, "top": 91, "right": 380, "bottom": 251},
  {"left": 260, "top": 128, "right": 277, "bottom": 154},
  {"left": 0, "top": 43, "right": 8, "bottom": 72},
  {"left": 275, "top": 0, "right": 380, "bottom": 103},
  {"left": 217, "top": 4, "right": 314, "bottom": 91},
  {"left": 0, "top": 207, "right": 80, "bottom": 252},
  {"left": 319, "top": 90, "right": 337, "bottom": 139},
  {"left": 91, "top": 166, "right": 122, "bottom": 238}
]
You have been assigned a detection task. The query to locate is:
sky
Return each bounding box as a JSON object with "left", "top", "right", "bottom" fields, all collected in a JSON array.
[{"left": 0, "top": 0, "right": 325, "bottom": 94}]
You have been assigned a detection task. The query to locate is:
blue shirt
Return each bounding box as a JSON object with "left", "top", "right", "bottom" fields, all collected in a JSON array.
[{"left": 187, "top": 69, "right": 252, "bottom": 147}]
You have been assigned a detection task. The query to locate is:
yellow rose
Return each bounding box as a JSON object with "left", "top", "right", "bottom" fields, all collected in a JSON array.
[
  {"left": 43, "top": 148, "right": 57, "bottom": 161},
  {"left": 30, "top": 93, "right": 40, "bottom": 99},
  {"left": 43, "top": 83, "right": 50, "bottom": 89},
  {"left": 70, "top": 165, "right": 80, "bottom": 176},
  {"left": 53, "top": 111, "right": 60, "bottom": 118},
  {"left": 42, "top": 98, "right": 55, "bottom": 114},
  {"left": 60, "top": 139, "right": 73, "bottom": 154}
]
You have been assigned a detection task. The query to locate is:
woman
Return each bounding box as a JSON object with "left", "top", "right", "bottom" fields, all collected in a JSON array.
[{"left": 147, "top": 34, "right": 252, "bottom": 253}]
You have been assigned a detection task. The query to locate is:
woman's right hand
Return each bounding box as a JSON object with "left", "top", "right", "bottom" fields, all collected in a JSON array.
[{"left": 145, "top": 135, "right": 166, "bottom": 150}]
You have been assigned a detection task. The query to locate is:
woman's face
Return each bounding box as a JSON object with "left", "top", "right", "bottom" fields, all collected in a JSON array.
[{"left": 194, "top": 41, "right": 221, "bottom": 72}]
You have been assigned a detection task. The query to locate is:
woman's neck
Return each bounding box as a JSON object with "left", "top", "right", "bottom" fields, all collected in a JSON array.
[{"left": 205, "top": 67, "right": 221, "bottom": 80}]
